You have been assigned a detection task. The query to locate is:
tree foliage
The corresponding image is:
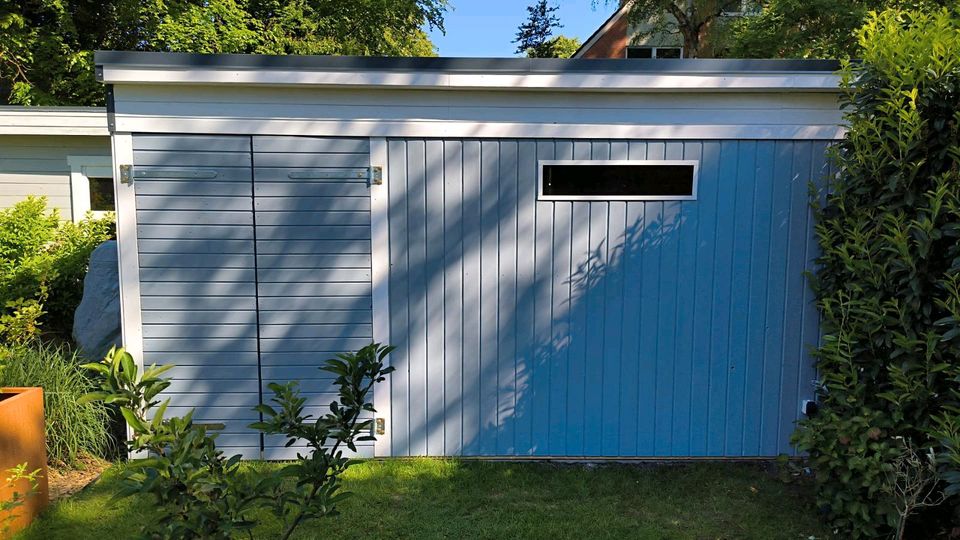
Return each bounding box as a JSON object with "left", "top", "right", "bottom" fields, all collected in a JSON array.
[
  {"left": 515, "top": 0, "right": 563, "bottom": 55},
  {"left": 527, "top": 35, "right": 582, "bottom": 58},
  {"left": 729, "top": 0, "right": 954, "bottom": 59},
  {"left": 610, "top": 0, "right": 750, "bottom": 58},
  {"left": 795, "top": 8, "right": 960, "bottom": 538},
  {"left": 0, "top": 0, "right": 447, "bottom": 105}
]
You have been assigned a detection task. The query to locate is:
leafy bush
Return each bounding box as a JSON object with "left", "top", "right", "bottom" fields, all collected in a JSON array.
[
  {"left": 796, "top": 8, "right": 960, "bottom": 538},
  {"left": 0, "top": 464, "right": 42, "bottom": 537},
  {"left": 0, "top": 196, "right": 114, "bottom": 342},
  {"left": 82, "top": 343, "right": 394, "bottom": 540},
  {"left": 0, "top": 343, "right": 111, "bottom": 466}
]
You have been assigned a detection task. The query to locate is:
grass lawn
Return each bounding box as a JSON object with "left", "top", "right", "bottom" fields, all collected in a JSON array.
[{"left": 18, "top": 459, "right": 830, "bottom": 540}]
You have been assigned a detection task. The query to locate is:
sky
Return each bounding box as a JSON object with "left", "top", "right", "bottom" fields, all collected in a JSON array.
[{"left": 427, "top": 0, "right": 618, "bottom": 57}]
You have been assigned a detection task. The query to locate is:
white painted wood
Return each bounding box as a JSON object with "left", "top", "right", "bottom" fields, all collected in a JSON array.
[
  {"left": 0, "top": 106, "right": 109, "bottom": 136},
  {"left": 109, "top": 84, "right": 844, "bottom": 140},
  {"left": 100, "top": 67, "right": 841, "bottom": 92},
  {"left": 109, "top": 85, "right": 844, "bottom": 140},
  {"left": 112, "top": 133, "right": 146, "bottom": 457},
  {"left": 537, "top": 159, "right": 700, "bottom": 201},
  {"left": 67, "top": 155, "right": 113, "bottom": 221},
  {"left": 110, "top": 101, "right": 842, "bottom": 125},
  {"left": 112, "top": 134, "right": 143, "bottom": 366},
  {"left": 115, "top": 84, "right": 839, "bottom": 109},
  {"left": 369, "top": 137, "right": 392, "bottom": 457},
  {"left": 112, "top": 116, "right": 844, "bottom": 141}
]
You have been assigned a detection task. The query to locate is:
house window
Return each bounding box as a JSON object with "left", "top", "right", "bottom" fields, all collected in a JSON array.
[
  {"left": 722, "top": 0, "right": 758, "bottom": 16},
  {"left": 626, "top": 46, "right": 684, "bottom": 59},
  {"left": 88, "top": 177, "right": 116, "bottom": 212},
  {"left": 538, "top": 160, "right": 699, "bottom": 201},
  {"left": 68, "top": 156, "right": 115, "bottom": 221},
  {"left": 626, "top": 47, "right": 653, "bottom": 59}
]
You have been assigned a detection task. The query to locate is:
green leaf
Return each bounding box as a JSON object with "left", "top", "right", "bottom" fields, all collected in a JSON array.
[{"left": 120, "top": 408, "right": 148, "bottom": 435}]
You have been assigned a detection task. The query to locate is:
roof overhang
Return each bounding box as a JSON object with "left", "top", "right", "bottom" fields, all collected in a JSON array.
[
  {"left": 0, "top": 106, "right": 109, "bottom": 136},
  {"left": 95, "top": 52, "right": 842, "bottom": 93}
]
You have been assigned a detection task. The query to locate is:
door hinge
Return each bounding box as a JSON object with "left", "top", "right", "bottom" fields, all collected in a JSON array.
[
  {"left": 119, "top": 164, "right": 135, "bottom": 185},
  {"left": 370, "top": 166, "right": 383, "bottom": 186},
  {"left": 375, "top": 417, "right": 386, "bottom": 436}
]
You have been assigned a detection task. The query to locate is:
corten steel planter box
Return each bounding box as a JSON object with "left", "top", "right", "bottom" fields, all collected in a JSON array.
[{"left": 0, "top": 387, "right": 49, "bottom": 539}]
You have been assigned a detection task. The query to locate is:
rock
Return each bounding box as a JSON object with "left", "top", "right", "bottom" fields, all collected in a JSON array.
[{"left": 72, "top": 240, "right": 121, "bottom": 361}]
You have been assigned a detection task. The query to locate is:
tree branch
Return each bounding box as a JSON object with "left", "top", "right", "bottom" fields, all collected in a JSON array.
[{"left": 664, "top": 2, "right": 689, "bottom": 29}]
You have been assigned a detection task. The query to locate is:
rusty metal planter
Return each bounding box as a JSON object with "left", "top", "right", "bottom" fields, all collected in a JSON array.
[{"left": 0, "top": 387, "right": 49, "bottom": 539}]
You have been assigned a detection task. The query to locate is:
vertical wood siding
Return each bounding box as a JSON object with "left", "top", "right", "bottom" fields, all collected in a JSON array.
[
  {"left": 386, "top": 138, "right": 830, "bottom": 457},
  {"left": 134, "top": 135, "right": 373, "bottom": 459}
]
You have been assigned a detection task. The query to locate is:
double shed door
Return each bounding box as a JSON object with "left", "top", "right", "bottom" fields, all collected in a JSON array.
[{"left": 134, "top": 135, "right": 374, "bottom": 459}]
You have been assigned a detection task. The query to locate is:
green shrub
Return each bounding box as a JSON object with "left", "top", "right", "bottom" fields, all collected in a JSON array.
[
  {"left": 81, "top": 344, "right": 394, "bottom": 540},
  {"left": 0, "top": 463, "right": 42, "bottom": 537},
  {"left": 0, "top": 196, "right": 114, "bottom": 342},
  {"left": 796, "top": 8, "right": 960, "bottom": 538},
  {"left": 0, "top": 343, "right": 111, "bottom": 466}
]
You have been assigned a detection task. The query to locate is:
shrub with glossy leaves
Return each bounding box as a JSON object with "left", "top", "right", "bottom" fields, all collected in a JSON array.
[
  {"left": 81, "top": 343, "right": 394, "bottom": 540},
  {"left": 795, "top": 8, "right": 960, "bottom": 538}
]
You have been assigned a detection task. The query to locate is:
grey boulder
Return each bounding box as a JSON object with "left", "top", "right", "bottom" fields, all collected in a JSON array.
[{"left": 72, "top": 240, "right": 121, "bottom": 361}]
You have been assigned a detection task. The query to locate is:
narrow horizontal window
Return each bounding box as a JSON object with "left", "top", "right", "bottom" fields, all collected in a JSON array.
[
  {"left": 539, "top": 160, "right": 698, "bottom": 201},
  {"left": 625, "top": 46, "right": 685, "bottom": 59}
]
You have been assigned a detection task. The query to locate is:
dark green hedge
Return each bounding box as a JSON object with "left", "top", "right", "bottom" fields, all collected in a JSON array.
[{"left": 795, "top": 9, "right": 960, "bottom": 538}]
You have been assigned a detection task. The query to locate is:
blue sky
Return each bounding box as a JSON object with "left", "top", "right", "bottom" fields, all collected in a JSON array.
[{"left": 427, "top": 0, "right": 618, "bottom": 57}]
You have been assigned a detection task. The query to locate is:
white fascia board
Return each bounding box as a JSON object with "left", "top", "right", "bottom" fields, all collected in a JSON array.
[
  {"left": 0, "top": 107, "right": 109, "bottom": 136},
  {"left": 112, "top": 116, "right": 847, "bottom": 140},
  {"left": 100, "top": 67, "right": 842, "bottom": 93}
]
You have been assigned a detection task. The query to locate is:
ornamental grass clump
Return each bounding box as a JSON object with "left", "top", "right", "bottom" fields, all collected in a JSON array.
[
  {"left": 0, "top": 343, "right": 111, "bottom": 466},
  {"left": 795, "top": 8, "right": 960, "bottom": 538}
]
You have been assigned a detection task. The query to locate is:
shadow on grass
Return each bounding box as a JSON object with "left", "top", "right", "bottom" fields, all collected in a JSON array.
[{"left": 18, "top": 460, "right": 829, "bottom": 540}]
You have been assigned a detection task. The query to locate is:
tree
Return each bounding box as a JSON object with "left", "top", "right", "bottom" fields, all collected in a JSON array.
[
  {"left": 728, "top": 0, "right": 953, "bottom": 59},
  {"left": 514, "top": 0, "right": 563, "bottom": 55},
  {"left": 612, "top": 0, "right": 749, "bottom": 58},
  {"left": 530, "top": 35, "right": 582, "bottom": 58},
  {"left": 0, "top": 0, "right": 448, "bottom": 106}
]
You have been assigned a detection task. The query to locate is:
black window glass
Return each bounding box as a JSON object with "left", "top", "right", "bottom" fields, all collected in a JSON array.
[
  {"left": 626, "top": 47, "right": 653, "bottom": 59},
  {"left": 542, "top": 164, "right": 695, "bottom": 198},
  {"left": 89, "top": 177, "right": 115, "bottom": 211},
  {"left": 656, "top": 48, "right": 683, "bottom": 59}
]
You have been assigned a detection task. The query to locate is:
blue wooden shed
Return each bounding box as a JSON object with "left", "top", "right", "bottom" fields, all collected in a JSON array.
[{"left": 96, "top": 52, "right": 843, "bottom": 459}]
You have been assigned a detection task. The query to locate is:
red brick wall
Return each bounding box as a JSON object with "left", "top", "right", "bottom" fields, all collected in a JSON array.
[{"left": 579, "top": 12, "right": 628, "bottom": 59}]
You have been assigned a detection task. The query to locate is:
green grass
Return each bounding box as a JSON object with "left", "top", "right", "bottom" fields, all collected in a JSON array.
[{"left": 18, "top": 460, "right": 831, "bottom": 540}]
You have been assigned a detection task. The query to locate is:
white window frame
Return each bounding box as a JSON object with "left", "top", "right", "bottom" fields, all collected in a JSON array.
[
  {"left": 625, "top": 46, "right": 685, "bottom": 59},
  {"left": 722, "top": 0, "right": 757, "bottom": 17},
  {"left": 67, "top": 155, "right": 115, "bottom": 221},
  {"left": 537, "top": 159, "right": 700, "bottom": 202}
]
